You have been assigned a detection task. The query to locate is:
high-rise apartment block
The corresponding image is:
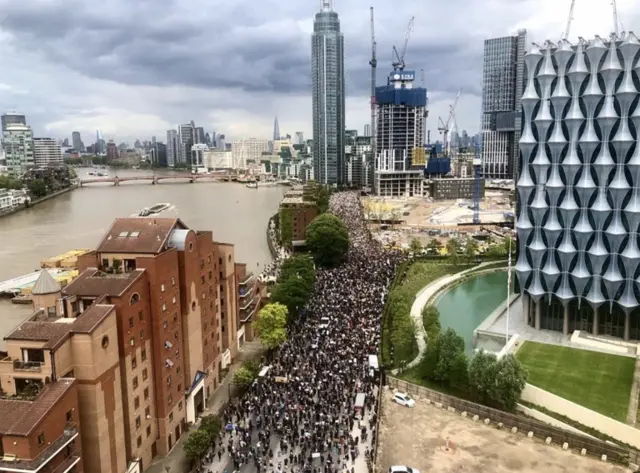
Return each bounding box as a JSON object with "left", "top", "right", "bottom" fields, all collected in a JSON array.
[
  {"left": 374, "top": 70, "right": 427, "bottom": 197},
  {"left": 515, "top": 33, "right": 640, "bottom": 340},
  {"left": 311, "top": 0, "right": 345, "bottom": 186},
  {"left": 481, "top": 30, "right": 526, "bottom": 179},
  {"left": 4, "top": 122, "right": 34, "bottom": 176},
  {"left": 0, "top": 218, "right": 261, "bottom": 473},
  {"left": 33, "top": 138, "right": 63, "bottom": 168},
  {"left": 231, "top": 138, "right": 269, "bottom": 169},
  {"left": 166, "top": 130, "right": 178, "bottom": 167},
  {"left": 178, "top": 124, "right": 195, "bottom": 164}
]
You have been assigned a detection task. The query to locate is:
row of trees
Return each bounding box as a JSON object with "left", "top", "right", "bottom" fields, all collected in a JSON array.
[
  {"left": 408, "top": 235, "right": 514, "bottom": 263},
  {"left": 416, "top": 306, "right": 528, "bottom": 411},
  {"left": 306, "top": 214, "right": 350, "bottom": 268},
  {"left": 0, "top": 175, "right": 23, "bottom": 190}
]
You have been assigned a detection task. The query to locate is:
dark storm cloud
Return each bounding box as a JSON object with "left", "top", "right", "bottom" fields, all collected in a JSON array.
[{"left": 0, "top": 0, "right": 477, "bottom": 98}]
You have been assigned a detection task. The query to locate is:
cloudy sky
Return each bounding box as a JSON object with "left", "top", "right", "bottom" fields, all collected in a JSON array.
[{"left": 0, "top": 0, "right": 638, "bottom": 145}]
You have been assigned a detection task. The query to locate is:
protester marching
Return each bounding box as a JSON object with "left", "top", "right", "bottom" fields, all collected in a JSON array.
[{"left": 202, "top": 191, "right": 403, "bottom": 473}]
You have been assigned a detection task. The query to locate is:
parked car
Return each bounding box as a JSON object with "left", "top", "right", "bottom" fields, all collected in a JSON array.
[
  {"left": 389, "top": 466, "right": 419, "bottom": 473},
  {"left": 317, "top": 317, "right": 330, "bottom": 329},
  {"left": 392, "top": 392, "right": 415, "bottom": 408}
]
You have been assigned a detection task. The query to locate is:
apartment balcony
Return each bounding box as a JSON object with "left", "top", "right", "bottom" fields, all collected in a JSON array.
[
  {"left": 13, "top": 360, "right": 44, "bottom": 372},
  {"left": 239, "top": 295, "right": 261, "bottom": 323},
  {"left": 239, "top": 273, "right": 254, "bottom": 286},
  {"left": 239, "top": 285, "right": 254, "bottom": 299},
  {"left": 0, "top": 424, "right": 79, "bottom": 473}
]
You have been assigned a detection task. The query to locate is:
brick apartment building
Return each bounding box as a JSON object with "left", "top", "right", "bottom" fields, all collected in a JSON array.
[
  {"left": 279, "top": 186, "right": 319, "bottom": 247},
  {"left": 0, "top": 218, "right": 260, "bottom": 473}
]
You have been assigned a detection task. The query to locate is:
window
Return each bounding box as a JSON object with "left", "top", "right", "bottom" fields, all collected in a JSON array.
[
  {"left": 146, "top": 426, "right": 151, "bottom": 437},
  {"left": 167, "top": 375, "right": 172, "bottom": 386},
  {"left": 188, "top": 242, "right": 194, "bottom": 252},
  {"left": 208, "top": 255, "right": 211, "bottom": 264},
  {"left": 139, "top": 311, "right": 144, "bottom": 321},
  {"left": 38, "top": 433, "right": 45, "bottom": 445},
  {"left": 130, "top": 337, "right": 135, "bottom": 347},
  {"left": 161, "top": 283, "right": 165, "bottom": 292},
  {"left": 102, "top": 336, "right": 110, "bottom": 349},
  {"left": 191, "top": 301, "right": 196, "bottom": 312},
  {"left": 141, "top": 349, "right": 147, "bottom": 361},
  {"left": 171, "top": 277, "right": 176, "bottom": 286},
  {"left": 135, "top": 416, "right": 141, "bottom": 428},
  {"left": 129, "top": 317, "right": 134, "bottom": 328},
  {"left": 200, "top": 259, "right": 204, "bottom": 269},
  {"left": 137, "top": 436, "right": 142, "bottom": 448},
  {"left": 133, "top": 377, "right": 139, "bottom": 389},
  {"left": 178, "top": 401, "right": 183, "bottom": 410},
  {"left": 140, "top": 329, "right": 144, "bottom": 339},
  {"left": 132, "top": 357, "right": 137, "bottom": 369},
  {"left": 145, "top": 406, "right": 150, "bottom": 417},
  {"left": 163, "top": 320, "right": 168, "bottom": 329},
  {"left": 176, "top": 366, "right": 180, "bottom": 375},
  {"left": 144, "top": 387, "right": 149, "bottom": 400},
  {"left": 172, "top": 296, "right": 176, "bottom": 304},
  {"left": 177, "top": 384, "right": 181, "bottom": 392},
  {"left": 162, "top": 303, "right": 166, "bottom": 312},
  {"left": 66, "top": 410, "right": 73, "bottom": 422},
  {"left": 169, "top": 412, "right": 174, "bottom": 422},
  {"left": 200, "top": 275, "right": 205, "bottom": 284},
  {"left": 130, "top": 293, "right": 140, "bottom": 305},
  {"left": 134, "top": 397, "right": 140, "bottom": 409},
  {"left": 173, "top": 314, "right": 177, "bottom": 323},
  {"left": 228, "top": 255, "right": 231, "bottom": 262},
  {"left": 168, "top": 396, "right": 173, "bottom": 405},
  {"left": 142, "top": 368, "right": 148, "bottom": 381}
]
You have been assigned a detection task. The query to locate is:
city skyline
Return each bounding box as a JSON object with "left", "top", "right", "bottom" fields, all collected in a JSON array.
[{"left": 0, "top": 1, "right": 637, "bottom": 144}]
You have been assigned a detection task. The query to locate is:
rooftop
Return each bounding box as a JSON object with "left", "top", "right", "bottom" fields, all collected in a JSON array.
[
  {"left": 0, "top": 378, "right": 75, "bottom": 436},
  {"left": 96, "top": 217, "right": 187, "bottom": 254},
  {"left": 63, "top": 268, "right": 145, "bottom": 297},
  {"left": 31, "top": 270, "right": 62, "bottom": 296}
]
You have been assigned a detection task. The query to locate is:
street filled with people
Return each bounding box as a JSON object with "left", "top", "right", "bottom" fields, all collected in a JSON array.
[{"left": 203, "top": 191, "right": 403, "bottom": 473}]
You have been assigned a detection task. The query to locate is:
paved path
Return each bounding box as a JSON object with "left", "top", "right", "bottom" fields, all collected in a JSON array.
[
  {"left": 626, "top": 357, "right": 640, "bottom": 426},
  {"left": 146, "top": 340, "right": 267, "bottom": 473},
  {"left": 402, "top": 261, "right": 505, "bottom": 371}
]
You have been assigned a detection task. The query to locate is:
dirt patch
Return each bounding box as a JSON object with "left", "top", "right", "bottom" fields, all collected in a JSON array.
[{"left": 376, "top": 390, "right": 630, "bottom": 473}]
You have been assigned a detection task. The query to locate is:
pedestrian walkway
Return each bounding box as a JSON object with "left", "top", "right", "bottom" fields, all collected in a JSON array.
[
  {"left": 146, "top": 339, "right": 267, "bottom": 473},
  {"left": 627, "top": 357, "right": 640, "bottom": 426}
]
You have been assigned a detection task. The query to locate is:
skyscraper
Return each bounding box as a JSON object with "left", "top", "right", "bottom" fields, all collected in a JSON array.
[
  {"left": 295, "top": 132, "right": 305, "bottom": 145},
  {"left": 1, "top": 112, "right": 26, "bottom": 130},
  {"left": 166, "top": 129, "right": 178, "bottom": 167},
  {"left": 71, "top": 131, "right": 84, "bottom": 151},
  {"left": 195, "top": 126, "right": 206, "bottom": 145},
  {"left": 33, "top": 138, "right": 63, "bottom": 167},
  {"left": 273, "top": 117, "right": 280, "bottom": 141},
  {"left": 4, "top": 122, "right": 34, "bottom": 176},
  {"left": 481, "top": 29, "right": 526, "bottom": 179},
  {"left": 178, "top": 123, "right": 195, "bottom": 164},
  {"left": 311, "top": 0, "right": 345, "bottom": 186},
  {"left": 364, "top": 124, "right": 371, "bottom": 137},
  {"left": 515, "top": 33, "right": 640, "bottom": 340}
]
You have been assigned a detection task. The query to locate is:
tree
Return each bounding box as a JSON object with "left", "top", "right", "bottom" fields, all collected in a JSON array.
[
  {"left": 409, "top": 238, "right": 423, "bottom": 254},
  {"left": 315, "top": 186, "right": 330, "bottom": 214},
  {"left": 494, "top": 355, "right": 528, "bottom": 410},
  {"left": 446, "top": 238, "right": 459, "bottom": 264},
  {"left": 0, "top": 176, "right": 24, "bottom": 190},
  {"left": 27, "top": 179, "right": 47, "bottom": 198},
  {"left": 433, "top": 329, "right": 466, "bottom": 386},
  {"left": 306, "top": 214, "right": 350, "bottom": 267},
  {"left": 503, "top": 236, "right": 515, "bottom": 255},
  {"left": 468, "top": 350, "right": 498, "bottom": 405},
  {"left": 200, "top": 415, "right": 222, "bottom": 439},
  {"left": 270, "top": 277, "right": 312, "bottom": 321},
  {"left": 465, "top": 237, "right": 478, "bottom": 262},
  {"left": 427, "top": 239, "right": 440, "bottom": 255},
  {"left": 254, "top": 303, "right": 288, "bottom": 349},
  {"left": 422, "top": 305, "right": 441, "bottom": 342},
  {"left": 183, "top": 429, "right": 210, "bottom": 461},
  {"left": 279, "top": 209, "right": 293, "bottom": 248},
  {"left": 279, "top": 255, "right": 316, "bottom": 290},
  {"left": 233, "top": 366, "right": 256, "bottom": 388},
  {"left": 390, "top": 313, "right": 416, "bottom": 368}
]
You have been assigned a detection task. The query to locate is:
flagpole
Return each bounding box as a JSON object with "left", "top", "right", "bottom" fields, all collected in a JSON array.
[{"left": 506, "top": 236, "right": 512, "bottom": 345}]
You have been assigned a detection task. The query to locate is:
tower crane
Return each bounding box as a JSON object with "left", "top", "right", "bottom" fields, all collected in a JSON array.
[
  {"left": 392, "top": 16, "right": 415, "bottom": 71},
  {"left": 369, "top": 7, "right": 377, "bottom": 176},
  {"left": 563, "top": 0, "right": 575, "bottom": 40},
  {"left": 437, "top": 89, "right": 462, "bottom": 157}
]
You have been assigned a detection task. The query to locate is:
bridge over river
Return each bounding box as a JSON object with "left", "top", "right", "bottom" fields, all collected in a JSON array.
[{"left": 79, "top": 171, "right": 242, "bottom": 186}]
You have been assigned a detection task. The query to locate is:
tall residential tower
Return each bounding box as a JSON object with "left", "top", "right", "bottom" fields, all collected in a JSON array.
[
  {"left": 481, "top": 30, "right": 526, "bottom": 179},
  {"left": 311, "top": 0, "right": 345, "bottom": 186}
]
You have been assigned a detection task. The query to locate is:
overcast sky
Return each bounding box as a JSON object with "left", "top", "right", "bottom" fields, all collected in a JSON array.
[{"left": 0, "top": 0, "right": 638, "bottom": 145}]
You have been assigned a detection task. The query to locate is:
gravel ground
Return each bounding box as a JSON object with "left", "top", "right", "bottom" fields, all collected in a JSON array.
[{"left": 376, "top": 389, "right": 631, "bottom": 473}]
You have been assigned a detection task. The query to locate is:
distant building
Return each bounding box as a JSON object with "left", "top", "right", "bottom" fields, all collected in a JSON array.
[
  {"left": 273, "top": 117, "right": 280, "bottom": 141},
  {"left": 1, "top": 112, "right": 26, "bottom": 130},
  {"left": 106, "top": 141, "right": 119, "bottom": 162},
  {"left": 279, "top": 186, "right": 319, "bottom": 246},
  {"left": 33, "top": 137, "right": 63, "bottom": 167},
  {"left": 295, "top": 132, "right": 304, "bottom": 145},
  {"left": 150, "top": 142, "right": 167, "bottom": 167},
  {"left": 4, "top": 122, "right": 34, "bottom": 176},
  {"left": 204, "top": 150, "right": 233, "bottom": 169},
  {"left": 166, "top": 129, "right": 178, "bottom": 167},
  {"left": 231, "top": 138, "right": 269, "bottom": 169},
  {"left": 178, "top": 123, "right": 195, "bottom": 164},
  {"left": 195, "top": 126, "right": 206, "bottom": 145},
  {"left": 481, "top": 30, "right": 527, "bottom": 179},
  {"left": 364, "top": 124, "right": 371, "bottom": 137},
  {"left": 428, "top": 177, "right": 485, "bottom": 200},
  {"left": 312, "top": 0, "right": 345, "bottom": 186}
]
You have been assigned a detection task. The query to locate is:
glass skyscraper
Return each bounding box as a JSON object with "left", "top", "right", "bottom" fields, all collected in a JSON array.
[
  {"left": 311, "top": 0, "right": 345, "bottom": 186},
  {"left": 481, "top": 30, "right": 527, "bottom": 179}
]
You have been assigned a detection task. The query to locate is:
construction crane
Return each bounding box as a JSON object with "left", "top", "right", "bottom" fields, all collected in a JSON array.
[
  {"left": 563, "top": 0, "right": 575, "bottom": 40},
  {"left": 369, "top": 7, "right": 377, "bottom": 177},
  {"left": 392, "top": 16, "right": 415, "bottom": 71},
  {"left": 437, "top": 89, "right": 462, "bottom": 157}
]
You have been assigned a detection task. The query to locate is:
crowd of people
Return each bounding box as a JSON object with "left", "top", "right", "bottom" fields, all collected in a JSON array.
[
  {"left": 204, "top": 192, "right": 403, "bottom": 473},
  {"left": 259, "top": 217, "right": 290, "bottom": 284}
]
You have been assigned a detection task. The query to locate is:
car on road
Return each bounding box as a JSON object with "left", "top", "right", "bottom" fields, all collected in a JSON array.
[
  {"left": 389, "top": 466, "right": 420, "bottom": 473},
  {"left": 392, "top": 392, "right": 415, "bottom": 408},
  {"left": 317, "top": 317, "right": 330, "bottom": 329}
]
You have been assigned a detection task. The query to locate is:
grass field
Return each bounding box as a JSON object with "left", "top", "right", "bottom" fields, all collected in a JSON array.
[{"left": 516, "top": 341, "right": 636, "bottom": 422}]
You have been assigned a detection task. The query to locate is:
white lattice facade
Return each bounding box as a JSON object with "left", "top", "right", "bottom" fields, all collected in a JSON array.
[{"left": 516, "top": 33, "right": 640, "bottom": 339}]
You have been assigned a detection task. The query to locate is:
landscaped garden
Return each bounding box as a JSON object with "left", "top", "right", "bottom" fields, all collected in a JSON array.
[{"left": 516, "top": 341, "right": 636, "bottom": 422}]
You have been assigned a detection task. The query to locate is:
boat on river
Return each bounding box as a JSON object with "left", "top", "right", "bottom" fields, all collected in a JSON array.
[
  {"left": 246, "top": 182, "right": 258, "bottom": 189},
  {"left": 138, "top": 203, "right": 171, "bottom": 217}
]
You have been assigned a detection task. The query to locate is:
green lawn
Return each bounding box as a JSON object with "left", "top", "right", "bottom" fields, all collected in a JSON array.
[{"left": 516, "top": 341, "right": 636, "bottom": 422}]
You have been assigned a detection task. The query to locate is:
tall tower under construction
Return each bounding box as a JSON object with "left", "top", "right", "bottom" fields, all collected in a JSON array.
[{"left": 374, "top": 70, "right": 427, "bottom": 197}]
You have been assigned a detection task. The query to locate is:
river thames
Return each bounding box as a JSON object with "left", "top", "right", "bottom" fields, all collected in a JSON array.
[{"left": 0, "top": 168, "right": 286, "bottom": 345}]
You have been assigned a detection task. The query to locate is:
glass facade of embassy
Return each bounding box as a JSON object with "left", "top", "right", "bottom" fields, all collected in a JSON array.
[{"left": 515, "top": 33, "right": 640, "bottom": 340}]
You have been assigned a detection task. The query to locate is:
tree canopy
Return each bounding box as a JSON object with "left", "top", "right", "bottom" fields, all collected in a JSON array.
[
  {"left": 279, "top": 255, "right": 316, "bottom": 289},
  {"left": 184, "top": 429, "right": 211, "bottom": 461},
  {"left": 270, "top": 255, "right": 316, "bottom": 320},
  {"left": 27, "top": 179, "right": 48, "bottom": 198},
  {"left": 254, "top": 303, "right": 288, "bottom": 349},
  {"left": 305, "top": 214, "right": 350, "bottom": 267},
  {"left": 0, "top": 175, "right": 24, "bottom": 190},
  {"left": 409, "top": 238, "right": 423, "bottom": 254},
  {"left": 233, "top": 360, "right": 260, "bottom": 388}
]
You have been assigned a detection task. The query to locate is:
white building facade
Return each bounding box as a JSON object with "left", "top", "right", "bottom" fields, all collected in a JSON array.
[
  {"left": 231, "top": 138, "right": 269, "bottom": 169},
  {"left": 33, "top": 138, "right": 63, "bottom": 168},
  {"left": 3, "top": 123, "right": 34, "bottom": 176}
]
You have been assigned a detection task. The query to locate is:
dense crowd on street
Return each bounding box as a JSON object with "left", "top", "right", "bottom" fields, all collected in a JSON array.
[
  {"left": 259, "top": 218, "right": 290, "bottom": 284},
  {"left": 203, "top": 191, "right": 403, "bottom": 473}
]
